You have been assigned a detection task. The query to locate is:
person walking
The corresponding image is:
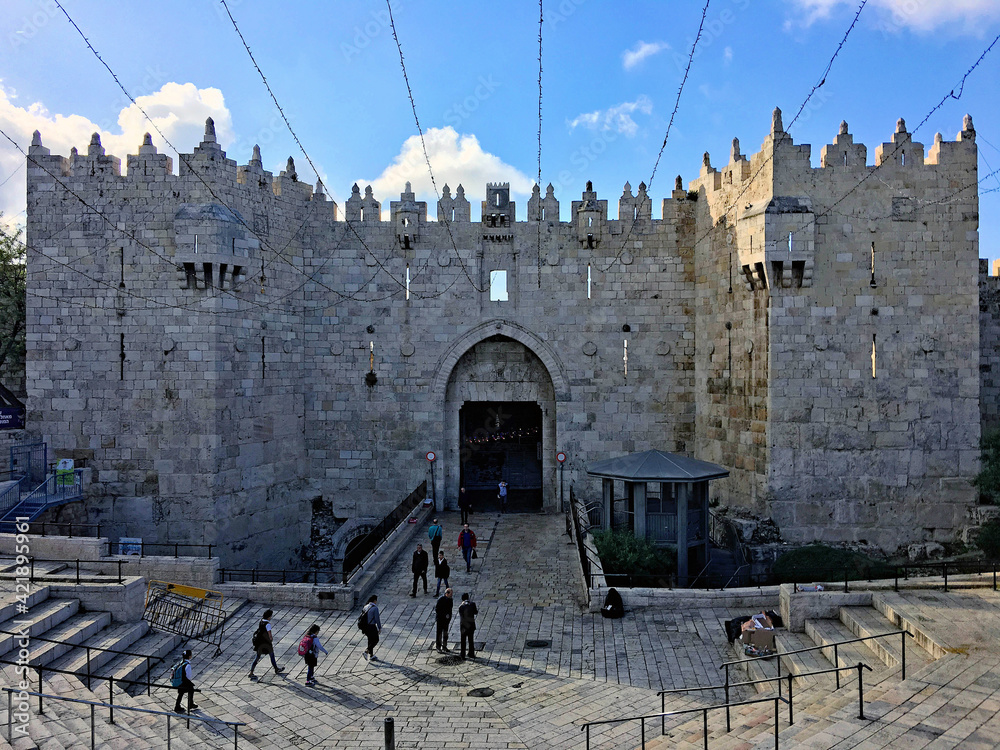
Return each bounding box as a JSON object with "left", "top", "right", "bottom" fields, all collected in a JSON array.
[
  {"left": 435, "top": 588, "right": 454, "bottom": 652},
  {"left": 247, "top": 609, "right": 285, "bottom": 679},
  {"left": 361, "top": 595, "right": 382, "bottom": 661},
  {"left": 434, "top": 551, "right": 451, "bottom": 596},
  {"left": 458, "top": 487, "right": 472, "bottom": 524},
  {"left": 457, "top": 523, "right": 477, "bottom": 573},
  {"left": 410, "top": 543, "right": 429, "bottom": 597},
  {"left": 172, "top": 649, "right": 197, "bottom": 713},
  {"left": 458, "top": 593, "right": 479, "bottom": 659},
  {"left": 428, "top": 518, "right": 444, "bottom": 560},
  {"left": 498, "top": 480, "right": 508, "bottom": 513},
  {"left": 299, "top": 623, "right": 328, "bottom": 686}
]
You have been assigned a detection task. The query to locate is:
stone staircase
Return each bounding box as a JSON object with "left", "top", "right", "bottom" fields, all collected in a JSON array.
[
  {"left": 0, "top": 583, "right": 256, "bottom": 749},
  {"left": 632, "top": 596, "right": 942, "bottom": 749}
]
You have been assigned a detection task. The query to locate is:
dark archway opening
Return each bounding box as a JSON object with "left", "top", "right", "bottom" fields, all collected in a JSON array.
[{"left": 459, "top": 401, "right": 542, "bottom": 512}]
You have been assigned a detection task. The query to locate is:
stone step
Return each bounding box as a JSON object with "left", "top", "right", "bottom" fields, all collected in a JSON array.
[
  {"left": 28, "top": 611, "right": 114, "bottom": 668},
  {"left": 773, "top": 630, "right": 835, "bottom": 687},
  {"left": 838, "top": 605, "right": 935, "bottom": 672},
  {"left": 47, "top": 620, "right": 150, "bottom": 683},
  {"left": 104, "top": 629, "right": 183, "bottom": 693},
  {"left": 0, "top": 582, "right": 51, "bottom": 623},
  {"left": 870, "top": 591, "right": 949, "bottom": 658},
  {"left": 0, "top": 559, "right": 68, "bottom": 577},
  {"left": 0, "top": 597, "right": 80, "bottom": 658},
  {"left": 804, "top": 618, "right": 890, "bottom": 678}
]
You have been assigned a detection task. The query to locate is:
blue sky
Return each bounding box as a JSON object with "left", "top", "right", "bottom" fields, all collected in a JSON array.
[{"left": 1, "top": 0, "right": 999, "bottom": 264}]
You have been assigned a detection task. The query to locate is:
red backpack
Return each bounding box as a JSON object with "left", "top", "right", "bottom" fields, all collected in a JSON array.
[{"left": 297, "top": 633, "right": 315, "bottom": 656}]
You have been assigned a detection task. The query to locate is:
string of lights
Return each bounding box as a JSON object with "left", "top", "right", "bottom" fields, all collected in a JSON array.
[{"left": 599, "top": 0, "right": 712, "bottom": 273}]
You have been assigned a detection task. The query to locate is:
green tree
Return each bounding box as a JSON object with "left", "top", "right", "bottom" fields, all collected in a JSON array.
[
  {"left": 0, "top": 221, "right": 26, "bottom": 396},
  {"left": 973, "top": 430, "right": 1000, "bottom": 505}
]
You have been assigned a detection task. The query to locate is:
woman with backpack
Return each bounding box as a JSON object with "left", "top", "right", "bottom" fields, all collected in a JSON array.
[
  {"left": 248, "top": 608, "right": 284, "bottom": 680},
  {"left": 298, "top": 624, "right": 328, "bottom": 686}
]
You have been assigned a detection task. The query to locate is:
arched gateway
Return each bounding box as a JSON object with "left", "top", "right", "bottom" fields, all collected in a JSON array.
[{"left": 433, "top": 321, "right": 568, "bottom": 514}]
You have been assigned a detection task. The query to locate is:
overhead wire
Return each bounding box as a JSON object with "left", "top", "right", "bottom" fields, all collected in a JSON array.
[
  {"left": 600, "top": 0, "right": 712, "bottom": 272},
  {"left": 384, "top": 0, "right": 486, "bottom": 294}
]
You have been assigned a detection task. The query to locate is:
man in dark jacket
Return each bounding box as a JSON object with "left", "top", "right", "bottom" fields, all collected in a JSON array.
[
  {"left": 435, "top": 588, "right": 453, "bottom": 652},
  {"left": 458, "top": 487, "right": 472, "bottom": 524},
  {"left": 458, "top": 592, "right": 478, "bottom": 659},
  {"left": 435, "top": 552, "right": 451, "bottom": 596},
  {"left": 410, "top": 543, "right": 429, "bottom": 597},
  {"left": 457, "top": 524, "right": 477, "bottom": 573}
]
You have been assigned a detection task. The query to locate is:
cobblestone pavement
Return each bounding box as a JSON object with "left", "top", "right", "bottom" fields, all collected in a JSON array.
[{"left": 177, "top": 511, "right": 750, "bottom": 748}]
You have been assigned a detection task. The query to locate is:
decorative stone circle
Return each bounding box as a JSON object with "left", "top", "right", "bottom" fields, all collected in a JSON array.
[
  {"left": 283, "top": 341, "right": 293, "bottom": 354},
  {"left": 746, "top": 340, "right": 754, "bottom": 355},
  {"left": 546, "top": 251, "right": 559, "bottom": 266},
  {"left": 364, "top": 253, "right": 377, "bottom": 267},
  {"left": 437, "top": 252, "right": 451, "bottom": 267},
  {"left": 330, "top": 342, "right": 344, "bottom": 356},
  {"left": 814, "top": 335, "right": 828, "bottom": 351},
  {"left": 64, "top": 338, "right": 80, "bottom": 351},
  {"left": 655, "top": 342, "right": 671, "bottom": 356},
  {"left": 583, "top": 341, "right": 597, "bottom": 357},
  {"left": 400, "top": 342, "right": 415, "bottom": 357},
  {"left": 468, "top": 687, "right": 495, "bottom": 697},
  {"left": 162, "top": 338, "right": 175, "bottom": 354},
  {"left": 620, "top": 251, "right": 634, "bottom": 266},
  {"left": 234, "top": 339, "right": 246, "bottom": 353},
  {"left": 921, "top": 336, "right": 936, "bottom": 353}
]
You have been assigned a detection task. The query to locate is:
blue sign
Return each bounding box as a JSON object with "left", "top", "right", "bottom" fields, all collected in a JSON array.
[{"left": 0, "top": 408, "right": 24, "bottom": 430}]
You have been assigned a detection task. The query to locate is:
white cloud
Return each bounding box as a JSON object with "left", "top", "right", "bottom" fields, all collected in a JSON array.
[
  {"left": 361, "top": 127, "right": 533, "bottom": 217},
  {"left": 0, "top": 82, "right": 233, "bottom": 229},
  {"left": 567, "top": 96, "right": 654, "bottom": 137},
  {"left": 622, "top": 41, "right": 670, "bottom": 70},
  {"left": 724, "top": 46, "right": 734, "bottom": 64},
  {"left": 786, "top": 0, "right": 1000, "bottom": 32}
]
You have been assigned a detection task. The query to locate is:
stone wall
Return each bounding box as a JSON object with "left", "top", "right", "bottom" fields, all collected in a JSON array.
[{"left": 21, "top": 110, "right": 984, "bottom": 562}]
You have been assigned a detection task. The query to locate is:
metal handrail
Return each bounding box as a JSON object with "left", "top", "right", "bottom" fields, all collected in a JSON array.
[
  {"left": 721, "top": 629, "right": 913, "bottom": 692},
  {"left": 218, "top": 567, "right": 337, "bottom": 585},
  {"left": 0, "top": 628, "right": 167, "bottom": 663},
  {"left": 0, "top": 556, "right": 130, "bottom": 584},
  {"left": 660, "top": 662, "right": 875, "bottom": 733},
  {"left": 108, "top": 540, "right": 215, "bottom": 559},
  {"left": 0, "top": 656, "right": 169, "bottom": 696},
  {"left": 30, "top": 522, "right": 103, "bottom": 538},
  {"left": 581, "top": 695, "right": 790, "bottom": 750},
  {"left": 3, "top": 686, "right": 245, "bottom": 749},
  {"left": 343, "top": 481, "right": 427, "bottom": 583},
  {"left": 724, "top": 563, "right": 750, "bottom": 589}
]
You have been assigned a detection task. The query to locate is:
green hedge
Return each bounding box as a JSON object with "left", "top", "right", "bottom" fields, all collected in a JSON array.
[
  {"left": 773, "top": 544, "right": 894, "bottom": 583},
  {"left": 593, "top": 528, "right": 676, "bottom": 579}
]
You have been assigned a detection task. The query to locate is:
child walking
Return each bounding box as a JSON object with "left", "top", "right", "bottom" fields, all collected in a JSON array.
[{"left": 299, "top": 624, "right": 328, "bottom": 686}]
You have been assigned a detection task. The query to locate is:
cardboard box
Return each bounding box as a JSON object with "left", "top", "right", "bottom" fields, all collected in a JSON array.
[{"left": 740, "top": 628, "right": 776, "bottom": 650}]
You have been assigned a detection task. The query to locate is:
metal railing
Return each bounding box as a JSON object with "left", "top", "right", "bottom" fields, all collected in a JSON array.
[
  {"left": 27, "top": 521, "right": 103, "bottom": 538},
  {"left": 0, "top": 628, "right": 167, "bottom": 693},
  {"left": 719, "top": 629, "right": 913, "bottom": 692},
  {"left": 109, "top": 540, "right": 215, "bottom": 559},
  {"left": 4, "top": 686, "right": 245, "bottom": 749},
  {"left": 659, "top": 662, "right": 874, "bottom": 736},
  {"left": 788, "top": 559, "right": 1000, "bottom": 593},
  {"left": 581, "top": 695, "right": 789, "bottom": 750},
  {"left": 342, "top": 481, "right": 427, "bottom": 583},
  {"left": 0, "top": 475, "right": 28, "bottom": 519},
  {"left": 0, "top": 557, "right": 130, "bottom": 584},
  {"left": 218, "top": 567, "right": 338, "bottom": 585}
]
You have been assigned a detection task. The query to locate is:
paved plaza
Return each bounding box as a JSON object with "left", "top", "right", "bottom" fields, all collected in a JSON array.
[{"left": 7, "top": 511, "right": 1000, "bottom": 748}]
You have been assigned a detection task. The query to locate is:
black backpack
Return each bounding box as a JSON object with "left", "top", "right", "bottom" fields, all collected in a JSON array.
[
  {"left": 251, "top": 619, "right": 269, "bottom": 651},
  {"left": 601, "top": 588, "right": 625, "bottom": 619},
  {"left": 357, "top": 607, "right": 369, "bottom": 632}
]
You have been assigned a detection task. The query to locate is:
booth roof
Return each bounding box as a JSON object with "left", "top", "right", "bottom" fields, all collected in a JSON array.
[{"left": 586, "top": 449, "right": 729, "bottom": 482}]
